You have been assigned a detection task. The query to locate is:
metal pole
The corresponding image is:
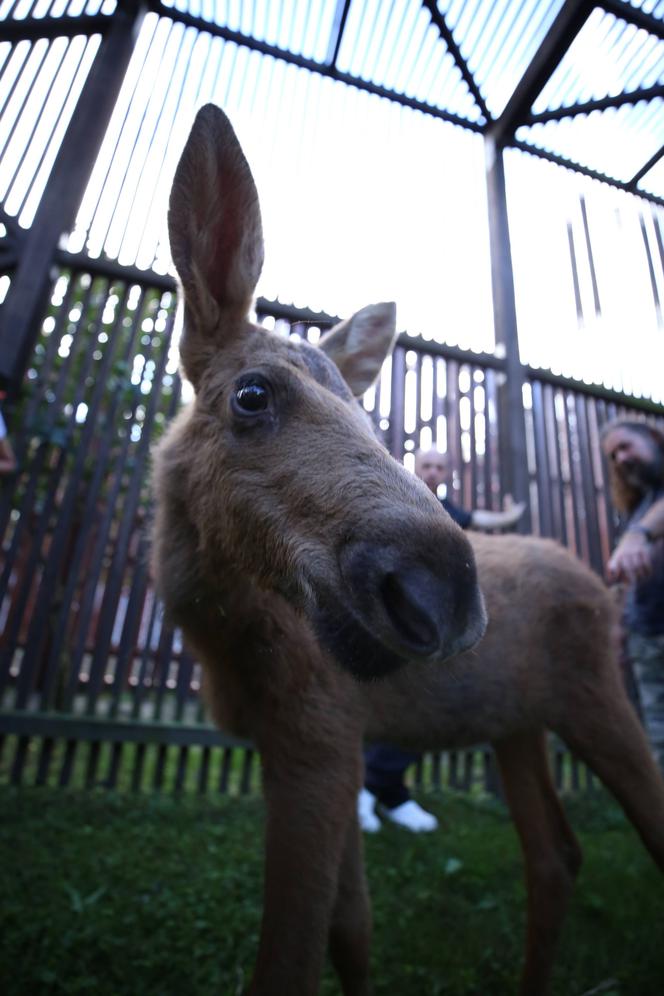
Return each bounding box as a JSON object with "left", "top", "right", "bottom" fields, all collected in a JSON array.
[
  {"left": 0, "top": 1, "right": 146, "bottom": 395},
  {"left": 484, "top": 134, "right": 531, "bottom": 531}
]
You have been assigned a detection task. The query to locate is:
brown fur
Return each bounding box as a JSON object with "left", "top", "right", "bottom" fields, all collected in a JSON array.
[{"left": 152, "top": 105, "right": 664, "bottom": 996}]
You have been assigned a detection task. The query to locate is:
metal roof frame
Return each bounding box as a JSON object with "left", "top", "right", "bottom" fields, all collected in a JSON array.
[
  {"left": 0, "top": 0, "right": 661, "bottom": 514},
  {"left": 140, "top": 0, "right": 663, "bottom": 206},
  {"left": 486, "top": 0, "right": 664, "bottom": 195},
  {"left": 10, "top": 1, "right": 656, "bottom": 198}
]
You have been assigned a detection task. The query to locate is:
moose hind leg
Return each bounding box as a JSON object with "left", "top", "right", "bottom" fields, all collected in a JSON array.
[
  {"left": 556, "top": 678, "right": 664, "bottom": 870},
  {"left": 328, "top": 816, "right": 372, "bottom": 996},
  {"left": 494, "top": 731, "right": 582, "bottom": 996}
]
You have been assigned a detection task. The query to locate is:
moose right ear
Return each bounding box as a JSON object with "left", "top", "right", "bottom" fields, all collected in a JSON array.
[
  {"left": 318, "top": 302, "right": 397, "bottom": 397},
  {"left": 168, "top": 104, "right": 264, "bottom": 387}
]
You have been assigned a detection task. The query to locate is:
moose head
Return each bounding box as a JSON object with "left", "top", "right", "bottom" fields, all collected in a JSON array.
[{"left": 154, "top": 104, "right": 486, "bottom": 680}]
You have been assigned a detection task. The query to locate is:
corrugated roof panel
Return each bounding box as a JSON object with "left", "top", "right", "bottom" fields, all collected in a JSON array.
[
  {"left": 0, "top": 0, "right": 113, "bottom": 15},
  {"left": 533, "top": 6, "right": 664, "bottom": 113},
  {"left": 0, "top": 0, "right": 30, "bottom": 16},
  {"left": 623, "top": 1, "right": 664, "bottom": 17},
  {"left": 67, "top": 11, "right": 495, "bottom": 350},
  {"left": 338, "top": 0, "right": 401, "bottom": 79},
  {"left": 438, "top": 0, "right": 566, "bottom": 117},
  {"left": 0, "top": 31, "right": 101, "bottom": 226},
  {"left": 89, "top": 2, "right": 664, "bottom": 146},
  {"left": 157, "top": 0, "right": 338, "bottom": 63},
  {"left": 516, "top": 99, "right": 664, "bottom": 190},
  {"left": 336, "top": 0, "right": 482, "bottom": 121}
]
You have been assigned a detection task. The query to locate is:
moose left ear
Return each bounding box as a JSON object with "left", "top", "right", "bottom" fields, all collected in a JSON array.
[
  {"left": 318, "top": 302, "right": 397, "bottom": 398},
  {"left": 168, "top": 104, "right": 264, "bottom": 388}
]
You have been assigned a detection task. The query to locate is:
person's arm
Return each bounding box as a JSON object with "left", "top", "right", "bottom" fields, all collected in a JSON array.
[
  {"left": 606, "top": 495, "right": 664, "bottom": 585},
  {"left": 0, "top": 435, "right": 17, "bottom": 475},
  {"left": 470, "top": 495, "right": 526, "bottom": 532},
  {"left": 0, "top": 408, "right": 17, "bottom": 476}
]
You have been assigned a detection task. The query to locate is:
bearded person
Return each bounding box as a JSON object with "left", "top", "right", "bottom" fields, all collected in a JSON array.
[{"left": 601, "top": 419, "right": 664, "bottom": 771}]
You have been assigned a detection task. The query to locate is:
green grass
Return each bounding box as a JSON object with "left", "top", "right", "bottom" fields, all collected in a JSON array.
[{"left": 1, "top": 786, "right": 662, "bottom": 996}]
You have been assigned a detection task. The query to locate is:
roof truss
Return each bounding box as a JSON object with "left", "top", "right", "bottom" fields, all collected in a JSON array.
[{"left": 6, "top": 0, "right": 661, "bottom": 203}]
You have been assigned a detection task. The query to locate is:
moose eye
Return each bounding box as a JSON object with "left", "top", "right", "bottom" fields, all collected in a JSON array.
[{"left": 232, "top": 379, "right": 270, "bottom": 416}]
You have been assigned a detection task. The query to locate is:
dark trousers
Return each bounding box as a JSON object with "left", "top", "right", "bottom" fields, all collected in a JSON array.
[{"left": 364, "top": 744, "right": 422, "bottom": 809}]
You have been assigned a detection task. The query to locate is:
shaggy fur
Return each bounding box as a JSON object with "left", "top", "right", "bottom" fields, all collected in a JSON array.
[{"left": 152, "top": 105, "right": 664, "bottom": 996}]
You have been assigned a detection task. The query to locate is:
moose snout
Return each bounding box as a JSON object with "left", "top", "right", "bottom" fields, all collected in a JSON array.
[
  {"left": 379, "top": 569, "right": 441, "bottom": 654},
  {"left": 338, "top": 540, "right": 487, "bottom": 665}
]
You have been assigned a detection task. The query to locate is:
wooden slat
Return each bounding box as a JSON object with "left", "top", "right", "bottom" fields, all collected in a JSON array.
[
  {"left": 0, "top": 710, "right": 253, "bottom": 748},
  {"left": 1, "top": 277, "right": 662, "bottom": 801}
]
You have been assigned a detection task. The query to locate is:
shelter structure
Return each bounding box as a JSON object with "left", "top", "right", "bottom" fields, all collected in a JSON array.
[{"left": 0, "top": 0, "right": 663, "bottom": 792}]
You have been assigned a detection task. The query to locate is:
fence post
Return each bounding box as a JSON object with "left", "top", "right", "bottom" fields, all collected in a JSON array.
[
  {"left": 0, "top": 1, "right": 146, "bottom": 396},
  {"left": 484, "top": 135, "right": 531, "bottom": 530}
]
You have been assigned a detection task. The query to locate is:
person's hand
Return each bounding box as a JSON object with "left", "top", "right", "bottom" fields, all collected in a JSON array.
[
  {"left": 502, "top": 494, "right": 526, "bottom": 526},
  {"left": 606, "top": 530, "right": 654, "bottom": 585}
]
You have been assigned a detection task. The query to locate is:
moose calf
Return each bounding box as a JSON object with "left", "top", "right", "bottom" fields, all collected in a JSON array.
[{"left": 152, "top": 104, "right": 664, "bottom": 996}]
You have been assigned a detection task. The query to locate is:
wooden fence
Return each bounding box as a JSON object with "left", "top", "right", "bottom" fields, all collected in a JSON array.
[
  {"left": 0, "top": 256, "right": 661, "bottom": 795},
  {"left": 1, "top": 1, "right": 663, "bottom": 797}
]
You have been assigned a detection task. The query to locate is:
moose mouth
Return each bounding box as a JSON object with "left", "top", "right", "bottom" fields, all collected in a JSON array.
[
  {"left": 310, "top": 556, "right": 487, "bottom": 681},
  {"left": 312, "top": 590, "right": 411, "bottom": 681}
]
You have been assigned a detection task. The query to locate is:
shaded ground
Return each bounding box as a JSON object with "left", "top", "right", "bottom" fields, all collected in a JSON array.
[{"left": 1, "top": 786, "right": 662, "bottom": 995}]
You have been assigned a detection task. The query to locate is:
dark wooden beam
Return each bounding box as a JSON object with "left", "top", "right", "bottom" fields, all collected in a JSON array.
[
  {"left": 0, "top": 13, "right": 110, "bottom": 42},
  {"left": 484, "top": 135, "right": 531, "bottom": 529},
  {"left": 146, "top": 0, "right": 663, "bottom": 200},
  {"left": 420, "top": 0, "right": 491, "bottom": 121},
  {"left": 0, "top": 709, "right": 253, "bottom": 749},
  {"left": 488, "top": 0, "right": 591, "bottom": 146},
  {"left": 628, "top": 142, "right": 664, "bottom": 190},
  {"left": 0, "top": 1, "right": 146, "bottom": 394},
  {"left": 526, "top": 84, "right": 664, "bottom": 124},
  {"left": 511, "top": 140, "right": 664, "bottom": 208},
  {"left": 54, "top": 249, "right": 664, "bottom": 419},
  {"left": 598, "top": 0, "right": 664, "bottom": 40},
  {"left": 54, "top": 250, "right": 177, "bottom": 291},
  {"left": 325, "top": 0, "right": 352, "bottom": 68},
  {"left": 0, "top": 208, "right": 23, "bottom": 273},
  {"left": 525, "top": 364, "right": 664, "bottom": 418},
  {"left": 146, "top": 1, "right": 483, "bottom": 133},
  {"left": 54, "top": 250, "right": 509, "bottom": 373}
]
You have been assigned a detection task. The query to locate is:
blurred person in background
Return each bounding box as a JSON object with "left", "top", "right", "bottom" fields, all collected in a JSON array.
[
  {"left": 601, "top": 419, "right": 664, "bottom": 772},
  {"left": 0, "top": 390, "right": 17, "bottom": 477},
  {"left": 359, "top": 448, "right": 526, "bottom": 833}
]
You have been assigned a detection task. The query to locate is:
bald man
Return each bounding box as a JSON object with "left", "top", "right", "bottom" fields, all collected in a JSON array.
[
  {"left": 358, "top": 448, "right": 526, "bottom": 833},
  {"left": 415, "top": 448, "right": 525, "bottom": 531}
]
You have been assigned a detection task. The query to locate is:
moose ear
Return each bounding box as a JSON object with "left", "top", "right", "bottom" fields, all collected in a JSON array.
[
  {"left": 168, "top": 104, "right": 264, "bottom": 386},
  {"left": 318, "top": 302, "right": 397, "bottom": 397}
]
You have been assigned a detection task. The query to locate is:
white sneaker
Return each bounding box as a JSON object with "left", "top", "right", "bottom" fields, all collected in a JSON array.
[
  {"left": 357, "top": 788, "right": 382, "bottom": 833},
  {"left": 382, "top": 800, "right": 439, "bottom": 832}
]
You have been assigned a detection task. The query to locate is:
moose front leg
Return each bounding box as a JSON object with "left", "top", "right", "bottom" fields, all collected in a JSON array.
[
  {"left": 248, "top": 751, "right": 361, "bottom": 996},
  {"left": 328, "top": 812, "right": 372, "bottom": 996}
]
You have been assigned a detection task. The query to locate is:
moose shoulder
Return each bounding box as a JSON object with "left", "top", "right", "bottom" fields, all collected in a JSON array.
[{"left": 151, "top": 104, "right": 664, "bottom": 996}]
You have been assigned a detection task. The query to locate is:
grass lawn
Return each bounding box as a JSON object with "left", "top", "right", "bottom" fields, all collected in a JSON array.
[{"left": 1, "top": 785, "right": 662, "bottom": 995}]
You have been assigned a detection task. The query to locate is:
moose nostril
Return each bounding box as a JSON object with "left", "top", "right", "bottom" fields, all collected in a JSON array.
[{"left": 379, "top": 572, "right": 439, "bottom": 653}]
